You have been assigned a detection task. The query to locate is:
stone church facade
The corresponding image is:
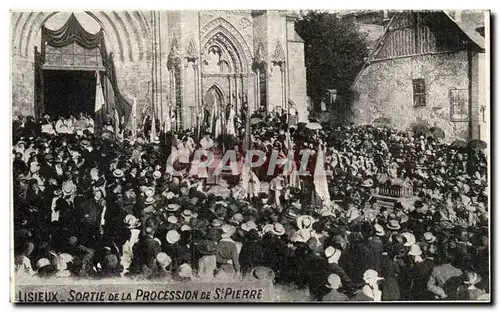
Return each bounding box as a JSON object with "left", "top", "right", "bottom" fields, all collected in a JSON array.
[{"left": 11, "top": 10, "right": 308, "bottom": 130}]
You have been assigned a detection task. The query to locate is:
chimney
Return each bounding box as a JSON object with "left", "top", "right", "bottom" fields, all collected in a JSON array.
[{"left": 454, "top": 10, "right": 462, "bottom": 22}]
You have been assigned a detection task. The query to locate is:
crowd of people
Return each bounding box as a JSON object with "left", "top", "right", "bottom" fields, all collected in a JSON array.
[{"left": 12, "top": 108, "right": 489, "bottom": 302}]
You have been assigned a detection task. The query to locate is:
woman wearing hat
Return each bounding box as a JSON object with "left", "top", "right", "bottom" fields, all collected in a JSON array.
[
  {"left": 197, "top": 240, "right": 218, "bottom": 278},
  {"left": 322, "top": 274, "right": 349, "bottom": 302},
  {"left": 362, "top": 269, "right": 384, "bottom": 301},
  {"left": 216, "top": 224, "right": 240, "bottom": 277}
]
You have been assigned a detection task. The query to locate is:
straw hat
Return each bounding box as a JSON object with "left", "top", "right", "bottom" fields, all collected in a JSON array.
[
  {"left": 166, "top": 230, "right": 181, "bottom": 244},
  {"left": 156, "top": 252, "right": 172, "bottom": 268},
  {"left": 291, "top": 229, "right": 311, "bottom": 243},
  {"left": 241, "top": 220, "right": 258, "bottom": 232},
  {"left": 180, "top": 224, "right": 192, "bottom": 232},
  {"left": 296, "top": 215, "right": 315, "bottom": 230},
  {"left": 401, "top": 232, "right": 416, "bottom": 247},
  {"left": 324, "top": 246, "right": 341, "bottom": 264},
  {"left": 144, "top": 197, "right": 156, "bottom": 205},
  {"left": 221, "top": 224, "right": 236, "bottom": 238},
  {"left": 36, "top": 258, "right": 52, "bottom": 270},
  {"left": 62, "top": 181, "right": 76, "bottom": 196},
  {"left": 273, "top": 223, "right": 286, "bottom": 236},
  {"left": 123, "top": 214, "right": 141, "bottom": 229},
  {"left": 167, "top": 215, "right": 179, "bottom": 225},
  {"left": 386, "top": 219, "right": 401, "bottom": 230},
  {"left": 181, "top": 210, "right": 193, "bottom": 221},
  {"left": 408, "top": 244, "right": 422, "bottom": 256},
  {"left": 374, "top": 224, "right": 385, "bottom": 236},
  {"left": 252, "top": 266, "right": 275, "bottom": 281},
  {"left": 144, "top": 187, "right": 155, "bottom": 198},
  {"left": 113, "top": 169, "right": 124, "bottom": 178},
  {"left": 229, "top": 213, "right": 244, "bottom": 226},
  {"left": 363, "top": 269, "right": 383, "bottom": 284},
  {"left": 153, "top": 170, "right": 162, "bottom": 179},
  {"left": 423, "top": 232, "right": 437, "bottom": 243},
  {"left": 166, "top": 203, "right": 181, "bottom": 212},
  {"left": 211, "top": 219, "right": 223, "bottom": 228},
  {"left": 177, "top": 263, "right": 192, "bottom": 278},
  {"left": 326, "top": 273, "right": 342, "bottom": 289}
]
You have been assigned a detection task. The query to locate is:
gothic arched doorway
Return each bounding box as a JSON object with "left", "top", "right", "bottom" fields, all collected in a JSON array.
[{"left": 203, "top": 85, "right": 225, "bottom": 136}]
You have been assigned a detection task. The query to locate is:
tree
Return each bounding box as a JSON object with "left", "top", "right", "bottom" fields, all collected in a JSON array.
[{"left": 296, "top": 12, "right": 369, "bottom": 117}]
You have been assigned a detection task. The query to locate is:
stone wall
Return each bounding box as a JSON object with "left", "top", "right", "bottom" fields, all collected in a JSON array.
[
  {"left": 351, "top": 51, "right": 471, "bottom": 142},
  {"left": 287, "top": 41, "right": 308, "bottom": 122},
  {"left": 11, "top": 10, "right": 309, "bottom": 128}
]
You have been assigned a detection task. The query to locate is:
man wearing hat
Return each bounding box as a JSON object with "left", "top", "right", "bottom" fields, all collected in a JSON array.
[{"left": 128, "top": 218, "right": 161, "bottom": 277}]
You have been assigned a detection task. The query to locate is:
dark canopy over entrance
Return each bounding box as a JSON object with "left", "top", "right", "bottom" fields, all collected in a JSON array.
[
  {"left": 35, "top": 13, "right": 132, "bottom": 127},
  {"left": 43, "top": 70, "right": 96, "bottom": 118}
]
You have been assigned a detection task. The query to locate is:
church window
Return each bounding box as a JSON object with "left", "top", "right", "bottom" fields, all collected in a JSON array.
[
  {"left": 450, "top": 89, "right": 469, "bottom": 122},
  {"left": 412, "top": 78, "right": 426, "bottom": 107}
]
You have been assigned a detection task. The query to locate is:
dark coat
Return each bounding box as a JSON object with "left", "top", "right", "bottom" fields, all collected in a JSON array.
[
  {"left": 239, "top": 240, "right": 263, "bottom": 277},
  {"left": 380, "top": 256, "right": 402, "bottom": 301},
  {"left": 408, "top": 258, "right": 435, "bottom": 300},
  {"left": 344, "top": 241, "right": 372, "bottom": 285},
  {"left": 129, "top": 234, "right": 161, "bottom": 275},
  {"left": 366, "top": 236, "right": 384, "bottom": 272}
]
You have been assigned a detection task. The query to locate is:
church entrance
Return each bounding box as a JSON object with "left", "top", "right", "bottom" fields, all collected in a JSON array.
[{"left": 43, "top": 70, "right": 96, "bottom": 118}]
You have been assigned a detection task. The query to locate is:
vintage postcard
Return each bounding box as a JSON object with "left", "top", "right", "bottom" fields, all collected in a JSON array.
[{"left": 10, "top": 9, "right": 490, "bottom": 303}]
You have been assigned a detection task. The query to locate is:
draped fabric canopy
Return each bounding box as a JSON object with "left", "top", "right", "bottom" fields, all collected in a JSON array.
[
  {"left": 40, "top": 13, "right": 132, "bottom": 127},
  {"left": 42, "top": 13, "right": 105, "bottom": 52}
]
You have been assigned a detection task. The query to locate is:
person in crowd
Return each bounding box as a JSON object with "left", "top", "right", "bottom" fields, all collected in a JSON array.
[{"left": 10, "top": 112, "right": 489, "bottom": 302}]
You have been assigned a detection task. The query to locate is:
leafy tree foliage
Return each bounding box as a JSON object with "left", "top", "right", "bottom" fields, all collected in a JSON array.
[{"left": 296, "top": 12, "right": 369, "bottom": 104}]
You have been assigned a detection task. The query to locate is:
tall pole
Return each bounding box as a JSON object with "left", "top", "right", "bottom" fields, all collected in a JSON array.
[{"left": 158, "top": 12, "right": 163, "bottom": 125}]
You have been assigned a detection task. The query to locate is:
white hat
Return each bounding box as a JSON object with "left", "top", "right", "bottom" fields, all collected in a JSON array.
[
  {"left": 262, "top": 223, "right": 285, "bottom": 236},
  {"left": 113, "top": 169, "right": 124, "bottom": 178},
  {"left": 144, "top": 197, "right": 156, "bottom": 205},
  {"left": 180, "top": 224, "right": 192, "bottom": 232},
  {"left": 363, "top": 269, "right": 383, "bottom": 284},
  {"left": 177, "top": 263, "right": 192, "bottom": 278},
  {"left": 123, "top": 214, "right": 141, "bottom": 229},
  {"left": 324, "top": 246, "right": 341, "bottom": 264},
  {"left": 156, "top": 252, "right": 172, "bottom": 267},
  {"left": 401, "top": 232, "right": 416, "bottom": 247},
  {"left": 36, "top": 258, "right": 52, "bottom": 269},
  {"left": 241, "top": 220, "right": 258, "bottom": 232},
  {"left": 291, "top": 229, "right": 311, "bottom": 243},
  {"left": 167, "top": 215, "right": 179, "bottom": 224},
  {"left": 153, "top": 170, "right": 162, "bottom": 179},
  {"left": 326, "top": 273, "right": 342, "bottom": 289},
  {"left": 273, "top": 223, "right": 285, "bottom": 236},
  {"left": 221, "top": 224, "right": 236, "bottom": 238},
  {"left": 423, "top": 232, "right": 437, "bottom": 243},
  {"left": 166, "top": 230, "right": 180, "bottom": 244},
  {"left": 144, "top": 187, "right": 155, "bottom": 198},
  {"left": 182, "top": 209, "right": 193, "bottom": 220},
  {"left": 374, "top": 224, "right": 385, "bottom": 236},
  {"left": 408, "top": 244, "right": 422, "bottom": 256},
  {"left": 62, "top": 181, "right": 76, "bottom": 196},
  {"left": 296, "top": 215, "right": 315, "bottom": 230}
]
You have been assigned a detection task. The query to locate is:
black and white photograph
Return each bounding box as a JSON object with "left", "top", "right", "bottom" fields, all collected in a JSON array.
[{"left": 9, "top": 9, "right": 490, "bottom": 303}]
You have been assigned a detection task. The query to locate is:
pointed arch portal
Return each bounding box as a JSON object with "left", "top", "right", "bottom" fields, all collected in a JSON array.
[{"left": 199, "top": 18, "right": 253, "bottom": 127}]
